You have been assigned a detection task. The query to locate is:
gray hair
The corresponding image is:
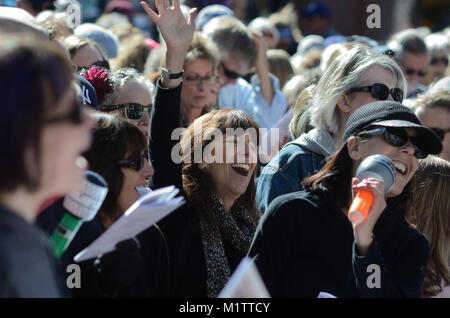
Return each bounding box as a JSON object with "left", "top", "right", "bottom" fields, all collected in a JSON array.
[
  {"left": 248, "top": 17, "right": 280, "bottom": 46},
  {"left": 202, "top": 16, "right": 257, "bottom": 71},
  {"left": 387, "top": 29, "right": 428, "bottom": 61},
  {"left": 310, "top": 45, "right": 407, "bottom": 134},
  {"left": 425, "top": 33, "right": 449, "bottom": 57},
  {"left": 185, "top": 32, "right": 220, "bottom": 71},
  {"left": 102, "top": 67, "right": 155, "bottom": 106}
]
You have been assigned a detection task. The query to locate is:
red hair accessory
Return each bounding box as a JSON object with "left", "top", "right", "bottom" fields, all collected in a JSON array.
[{"left": 83, "top": 66, "right": 113, "bottom": 105}]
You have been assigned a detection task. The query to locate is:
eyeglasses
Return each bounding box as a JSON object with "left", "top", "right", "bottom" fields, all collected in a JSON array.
[
  {"left": 403, "top": 67, "right": 427, "bottom": 77},
  {"left": 44, "top": 100, "right": 84, "bottom": 125},
  {"left": 357, "top": 127, "right": 428, "bottom": 159},
  {"left": 184, "top": 74, "right": 218, "bottom": 86},
  {"left": 221, "top": 63, "right": 245, "bottom": 80},
  {"left": 430, "top": 57, "right": 449, "bottom": 66},
  {"left": 99, "top": 103, "right": 152, "bottom": 120},
  {"left": 347, "top": 83, "right": 404, "bottom": 103},
  {"left": 430, "top": 127, "right": 450, "bottom": 141},
  {"left": 117, "top": 151, "right": 147, "bottom": 171}
]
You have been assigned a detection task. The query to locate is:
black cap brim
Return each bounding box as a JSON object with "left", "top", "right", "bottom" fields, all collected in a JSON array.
[{"left": 367, "top": 120, "right": 443, "bottom": 156}]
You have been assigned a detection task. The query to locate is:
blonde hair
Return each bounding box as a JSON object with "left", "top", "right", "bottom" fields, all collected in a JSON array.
[
  {"left": 63, "top": 34, "right": 107, "bottom": 61},
  {"left": 406, "top": 156, "right": 450, "bottom": 297},
  {"left": 310, "top": 45, "right": 406, "bottom": 135},
  {"left": 267, "top": 49, "right": 294, "bottom": 90},
  {"left": 184, "top": 32, "right": 220, "bottom": 72}
]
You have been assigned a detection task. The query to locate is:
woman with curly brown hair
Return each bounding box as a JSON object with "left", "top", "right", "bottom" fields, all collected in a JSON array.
[{"left": 142, "top": 0, "right": 260, "bottom": 297}]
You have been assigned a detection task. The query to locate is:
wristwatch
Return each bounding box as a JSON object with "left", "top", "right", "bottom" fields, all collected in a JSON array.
[{"left": 161, "top": 68, "right": 184, "bottom": 81}]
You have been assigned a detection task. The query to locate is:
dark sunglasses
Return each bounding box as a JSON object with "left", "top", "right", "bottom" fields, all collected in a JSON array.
[
  {"left": 431, "top": 127, "right": 450, "bottom": 141},
  {"left": 117, "top": 151, "right": 147, "bottom": 171},
  {"left": 347, "top": 83, "right": 404, "bottom": 103},
  {"left": 430, "top": 57, "right": 449, "bottom": 66},
  {"left": 357, "top": 127, "right": 428, "bottom": 159},
  {"left": 403, "top": 67, "right": 427, "bottom": 77},
  {"left": 221, "top": 63, "right": 244, "bottom": 80},
  {"left": 99, "top": 103, "right": 152, "bottom": 120},
  {"left": 75, "top": 60, "right": 111, "bottom": 73},
  {"left": 44, "top": 100, "right": 84, "bottom": 125}
]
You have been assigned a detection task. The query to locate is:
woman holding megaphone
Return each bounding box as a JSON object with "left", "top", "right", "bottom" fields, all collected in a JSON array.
[{"left": 248, "top": 100, "right": 443, "bottom": 298}]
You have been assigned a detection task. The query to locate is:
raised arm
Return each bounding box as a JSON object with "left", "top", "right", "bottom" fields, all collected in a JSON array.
[
  {"left": 142, "top": 0, "right": 196, "bottom": 88},
  {"left": 142, "top": 0, "right": 196, "bottom": 190}
]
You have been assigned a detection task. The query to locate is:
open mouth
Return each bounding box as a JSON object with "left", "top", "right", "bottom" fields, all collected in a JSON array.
[
  {"left": 393, "top": 161, "right": 407, "bottom": 176},
  {"left": 231, "top": 163, "right": 250, "bottom": 177}
]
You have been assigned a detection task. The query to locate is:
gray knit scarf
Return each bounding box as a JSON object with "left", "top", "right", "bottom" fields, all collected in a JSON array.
[{"left": 198, "top": 194, "right": 256, "bottom": 298}]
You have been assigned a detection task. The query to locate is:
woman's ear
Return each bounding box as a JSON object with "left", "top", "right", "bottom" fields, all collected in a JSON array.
[
  {"left": 336, "top": 94, "right": 351, "bottom": 113},
  {"left": 346, "top": 136, "right": 363, "bottom": 161}
]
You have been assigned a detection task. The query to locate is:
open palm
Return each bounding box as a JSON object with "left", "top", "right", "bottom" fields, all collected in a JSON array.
[{"left": 141, "top": 0, "right": 196, "bottom": 51}]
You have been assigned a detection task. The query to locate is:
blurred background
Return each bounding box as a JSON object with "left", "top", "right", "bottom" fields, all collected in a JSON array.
[{"left": 1, "top": 0, "right": 449, "bottom": 43}]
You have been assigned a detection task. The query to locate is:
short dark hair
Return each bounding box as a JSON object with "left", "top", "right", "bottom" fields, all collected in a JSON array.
[
  {"left": 0, "top": 36, "right": 73, "bottom": 192},
  {"left": 83, "top": 113, "right": 148, "bottom": 225}
]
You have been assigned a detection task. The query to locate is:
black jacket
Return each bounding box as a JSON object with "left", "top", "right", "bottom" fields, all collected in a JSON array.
[
  {"left": 248, "top": 188, "right": 429, "bottom": 298},
  {"left": 150, "top": 80, "right": 245, "bottom": 297},
  {"left": 37, "top": 197, "right": 170, "bottom": 297},
  {"left": 0, "top": 203, "right": 66, "bottom": 297}
]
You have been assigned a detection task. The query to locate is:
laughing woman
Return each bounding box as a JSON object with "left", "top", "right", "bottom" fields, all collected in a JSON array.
[
  {"left": 248, "top": 101, "right": 443, "bottom": 298},
  {"left": 37, "top": 113, "right": 169, "bottom": 297},
  {"left": 142, "top": 1, "right": 260, "bottom": 297}
]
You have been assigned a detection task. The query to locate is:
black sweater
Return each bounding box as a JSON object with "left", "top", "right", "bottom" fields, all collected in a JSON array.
[
  {"left": 0, "top": 203, "right": 67, "bottom": 297},
  {"left": 248, "top": 188, "right": 429, "bottom": 298},
  {"left": 150, "top": 80, "right": 244, "bottom": 297},
  {"left": 37, "top": 198, "right": 170, "bottom": 297}
]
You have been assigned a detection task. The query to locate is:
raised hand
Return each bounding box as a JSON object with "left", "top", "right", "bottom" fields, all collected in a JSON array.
[{"left": 141, "top": 0, "right": 196, "bottom": 52}]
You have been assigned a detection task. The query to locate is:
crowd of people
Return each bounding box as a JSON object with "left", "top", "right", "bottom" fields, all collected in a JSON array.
[{"left": 0, "top": 0, "right": 449, "bottom": 299}]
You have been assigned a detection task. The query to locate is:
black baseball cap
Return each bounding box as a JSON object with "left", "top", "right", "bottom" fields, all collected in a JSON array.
[
  {"left": 75, "top": 74, "right": 98, "bottom": 109},
  {"left": 343, "top": 101, "right": 442, "bottom": 155}
]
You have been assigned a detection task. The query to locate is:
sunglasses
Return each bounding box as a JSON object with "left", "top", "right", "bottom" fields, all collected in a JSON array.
[
  {"left": 184, "top": 74, "right": 218, "bottom": 86},
  {"left": 403, "top": 67, "right": 427, "bottom": 77},
  {"left": 347, "top": 83, "right": 404, "bottom": 103},
  {"left": 99, "top": 103, "right": 152, "bottom": 120},
  {"left": 44, "top": 100, "right": 84, "bottom": 125},
  {"left": 75, "top": 60, "right": 111, "bottom": 73},
  {"left": 431, "top": 127, "right": 450, "bottom": 141},
  {"left": 430, "top": 57, "right": 449, "bottom": 66},
  {"left": 117, "top": 151, "right": 147, "bottom": 171},
  {"left": 357, "top": 127, "right": 428, "bottom": 159}
]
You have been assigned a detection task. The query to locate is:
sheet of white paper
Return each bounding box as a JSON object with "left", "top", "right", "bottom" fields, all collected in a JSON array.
[
  {"left": 74, "top": 186, "right": 184, "bottom": 262},
  {"left": 259, "top": 108, "right": 294, "bottom": 162},
  {"left": 218, "top": 257, "right": 271, "bottom": 298},
  {"left": 317, "top": 292, "right": 337, "bottom": 298}
]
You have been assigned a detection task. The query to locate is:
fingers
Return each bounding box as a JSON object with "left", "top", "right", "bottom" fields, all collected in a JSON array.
[
  {"left": 153, "top": 0, "right": 164, "bottom": 15},
  {"left": 141, "top": 1, "right": 159, "bottom": 22},
  {"left": 172, "top": 0, "right": 180, "bottom": 9},
  {"left": 352, "top": 178, "right": 385, "bottom": 197},
  {"left": 187, "top": 7, "right": 198, "bottom": 27},
  {"left": 163, "top": 0, "right": 171, "bottom": 9}
]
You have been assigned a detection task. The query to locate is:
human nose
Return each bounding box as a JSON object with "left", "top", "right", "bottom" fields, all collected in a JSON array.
[
  {"left": 141, "top": 159, "right": 154, "bottom": 179},
  {"left": 400, "top": 139, "right": 416, "bottom": 157},
  {"left": 138, "top": 111, "right": 150, "bottom": 132}
]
